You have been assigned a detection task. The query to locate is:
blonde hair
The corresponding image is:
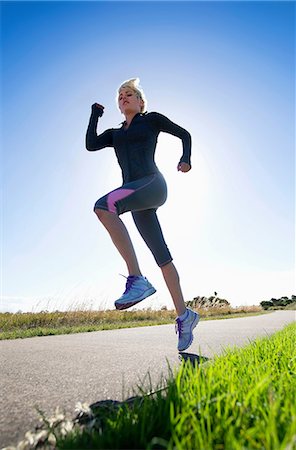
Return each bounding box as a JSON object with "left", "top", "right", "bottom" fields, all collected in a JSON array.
[{"left": 117, "top": 78, "right": 147, "bottom": 113}]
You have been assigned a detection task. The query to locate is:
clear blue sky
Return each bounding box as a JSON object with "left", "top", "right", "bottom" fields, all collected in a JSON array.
[{"left": 1, "top": 1, "right": 295, "bottom": 312}]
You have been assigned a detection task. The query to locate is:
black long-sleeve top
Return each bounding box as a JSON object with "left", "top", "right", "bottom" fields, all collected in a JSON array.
[{"left": 86, "top": 110, "right": 192, "bottom": 184}]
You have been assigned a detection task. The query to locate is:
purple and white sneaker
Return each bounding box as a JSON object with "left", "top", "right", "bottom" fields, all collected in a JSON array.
[
  {"left": 175, "top": 308, "right": 200, "bottom": 352},
  {"left": 114, "top": 275, "right": 156, "bottom": 310}
]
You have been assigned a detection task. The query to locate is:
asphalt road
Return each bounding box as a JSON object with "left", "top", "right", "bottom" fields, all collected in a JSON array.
[{"left": 0, "top": 310, "right": 295, "bottom": 448}]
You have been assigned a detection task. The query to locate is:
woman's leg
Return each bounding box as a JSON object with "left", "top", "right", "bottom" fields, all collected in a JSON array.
[
  {"left": 161, "top": 262, "right": 186, "bottom": 317},
  {"left": 95, "top": 209, "right": 142, "bottom": 277},
  {"left": 132, "top": 210, "right": 186, "bottom": 316},
  {"left": 93, "top": 174, "right": 166, "bottom": 278}
]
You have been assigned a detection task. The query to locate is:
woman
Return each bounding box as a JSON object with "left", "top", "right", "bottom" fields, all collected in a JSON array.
[{"left": 86, "top": 78, "right": 199, "bottom": 352}]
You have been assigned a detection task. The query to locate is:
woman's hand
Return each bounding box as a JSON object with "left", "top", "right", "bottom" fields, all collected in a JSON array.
[
  {"left": 177, "top": 162, "right": 191, "bottom": 173},
  {"left": 91, "top": 103, "right": 105, "bottom": 117}
]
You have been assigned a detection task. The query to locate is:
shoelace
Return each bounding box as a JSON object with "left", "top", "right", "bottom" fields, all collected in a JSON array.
[
  {"left": 122, "top": 275, "right": 138, "bottom": 294},
  {"left": 175, "top": 318, "right": 183, "bottom": 338}
]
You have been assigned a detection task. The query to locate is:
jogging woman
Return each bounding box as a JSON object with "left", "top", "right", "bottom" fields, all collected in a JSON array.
[{"left": 86, "top": 78, "right": 199, "bottom": 352}]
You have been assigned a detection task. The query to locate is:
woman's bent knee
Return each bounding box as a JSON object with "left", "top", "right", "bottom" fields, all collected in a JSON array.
[
  {"left": 94, "top": 208, "right": 116, "bottom": 222},
  {"left": 94, "top": 208, "right": 107, "bottom": 220}
]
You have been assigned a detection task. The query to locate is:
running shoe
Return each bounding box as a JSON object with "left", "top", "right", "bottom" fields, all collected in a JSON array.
[
  {"left": 114, "top": 275, "right": 156, "bottom": 310},
  {"left": 175, "top": 308, "right": 200, "bottom": 352}
]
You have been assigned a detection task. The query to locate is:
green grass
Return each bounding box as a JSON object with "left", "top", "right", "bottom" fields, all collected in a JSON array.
[
  {"left": 0, "top": 306, "right": 266, "bottom": 340},
  {"left": 32, "top": 322, "right": 295, "bottom": 450}
]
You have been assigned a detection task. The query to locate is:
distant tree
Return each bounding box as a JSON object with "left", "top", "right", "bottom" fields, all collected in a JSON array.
[
  {"left": 262, "top": 296, "right": 296, "bottom": 309},
  {"left": 260, "top": 301, "right": 273, "bottom": 310}
]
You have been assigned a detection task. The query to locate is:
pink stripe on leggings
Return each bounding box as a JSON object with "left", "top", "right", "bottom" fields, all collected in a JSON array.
[{"left": 107, "top": 188, "right": 135, "bottom": 213}]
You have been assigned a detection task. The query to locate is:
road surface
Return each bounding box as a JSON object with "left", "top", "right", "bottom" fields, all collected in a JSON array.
[{"left": 0, "top": 310, "right": 295, "bottom": 448}]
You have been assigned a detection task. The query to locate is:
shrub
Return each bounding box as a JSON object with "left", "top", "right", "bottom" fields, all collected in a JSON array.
[{"left": 260, "top": 301, "right": 273, "bottom": 310}]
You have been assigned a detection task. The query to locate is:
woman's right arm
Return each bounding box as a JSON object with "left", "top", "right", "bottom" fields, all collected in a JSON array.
[{"left": 85, "top": 103, "right": 113, "bottom": 151}]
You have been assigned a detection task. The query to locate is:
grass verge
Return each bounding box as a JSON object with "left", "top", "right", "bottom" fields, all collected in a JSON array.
[
  {"left": 13, "top": 322, "right": 296, "bottom": 450},
  {"left": 0, "top": 306, "right": 266, "bottom": 340}
]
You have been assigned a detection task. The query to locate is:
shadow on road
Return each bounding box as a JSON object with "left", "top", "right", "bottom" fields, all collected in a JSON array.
[{"left": 178, "top": 352, "right": 210, "bottom": 366}]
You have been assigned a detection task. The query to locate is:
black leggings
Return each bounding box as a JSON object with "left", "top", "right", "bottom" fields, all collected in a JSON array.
[{"left": 94, "top": 172, "right": 173, "bottom": 267}]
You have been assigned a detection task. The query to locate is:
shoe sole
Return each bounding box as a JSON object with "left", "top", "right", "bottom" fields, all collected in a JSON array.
[
  {"left": 178, "top": 313, "right": 200, "bottom": 352},
  {"left": 115, "top": 287, "right": 156, "bottom": 310}
]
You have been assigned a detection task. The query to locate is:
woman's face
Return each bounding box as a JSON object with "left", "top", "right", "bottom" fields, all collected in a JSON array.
[{"left": 118, "top": 88, "right": 143, "bottom": 115}]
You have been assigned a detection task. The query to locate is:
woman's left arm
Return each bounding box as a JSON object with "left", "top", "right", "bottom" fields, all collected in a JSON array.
[
  {"left": 85, "top": 103, "right": 113, "bottom": 151},
  {"left": 150, "top": 112, "right": 192, "bottom": 171}
]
